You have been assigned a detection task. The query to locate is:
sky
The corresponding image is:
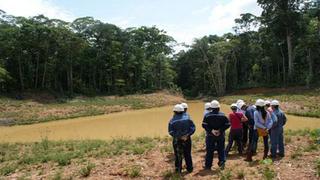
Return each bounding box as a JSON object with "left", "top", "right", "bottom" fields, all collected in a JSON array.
[{"left": 0, "top": 0, "right": 262, "bottom": 46}]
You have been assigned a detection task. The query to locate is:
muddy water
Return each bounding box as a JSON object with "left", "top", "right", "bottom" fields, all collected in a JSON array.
[{"left": 0, "top": 101, "right": 319, "bottom": 142}]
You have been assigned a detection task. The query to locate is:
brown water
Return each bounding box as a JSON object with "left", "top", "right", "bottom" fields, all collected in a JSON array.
[{"left": 0, "top": 101, "right": 319, "bottom": 142}]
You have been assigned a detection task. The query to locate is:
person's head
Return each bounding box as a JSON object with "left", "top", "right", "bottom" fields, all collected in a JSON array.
[
  {"left": 265, "top": 100, "right": 271, "bottom": 108},
  {"left": 236, "top": 99, "right": 244, "bottom": 105},
  {"left": 255, "top": 99, "right": 267, "bottom": 119},
  {"left": 271, "top": 100, "right": 280, "bottom": 110},
  {"left": 181, "top": 103, "right": 188, "bottom": 112},
  {"left": 211, "top": 100, "right": 220, "bottom": 112},
  {"left": 237, "top": 101, "right": 246, "bottom": 111},
  {"left": 173, "top": 104, "right": 184, "bottom": 115},
  {"left": 205, "top": 102, "right": 211, "bottom": 110},
  {"left": 230, "top": 103, "right": 237, "bottom": 112}
]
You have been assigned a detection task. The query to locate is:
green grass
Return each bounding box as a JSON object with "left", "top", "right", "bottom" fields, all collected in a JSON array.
[
  {"left": 316, "top": 159, "right": 320, "bottom": 177},
  {"left": 79, "top": 162, "right": 95, "bottom": 177},
  {"left": 219, "top": 170, "right": 232, "bottom": 180},
  {"left": 162, "top": 170, "right": 182, "bottom": 180},
  {"left": 125, "top": 165, "right": 142, "bottom": 178},
  {"left": 0, "top": 91, "right": 180, "bottom": 125},
  {"left": 0, "top": 137, "right": 156, "bottom": 175},
  {"left": 262, "top": 167, "right": 275, "bottom": 180}
]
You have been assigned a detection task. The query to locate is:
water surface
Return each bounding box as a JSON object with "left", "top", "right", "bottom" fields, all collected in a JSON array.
[{"left": 0, "top": 101, "right": 319, "bottom": 142}]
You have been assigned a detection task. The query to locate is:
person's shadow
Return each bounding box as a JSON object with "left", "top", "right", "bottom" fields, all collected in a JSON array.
[{"left": 194, "top": 169, "right": 219, "bottom": 176}]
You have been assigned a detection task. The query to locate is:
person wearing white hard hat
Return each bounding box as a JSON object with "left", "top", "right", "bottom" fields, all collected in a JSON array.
[
  {"left": 181, "top": 103, "right": 190, "bottom": 119},
  {"left": 202, "top": 100, "right": 230, "bottom": 170},
  {"left": 244, "top": 104, "right": 257, "bottom": 154},
  {"left": 225, "top": 103, "right": 248, "bottom": 157},
  {"left": 246, "top": 99, "right": 273, "bottom": 162},
  {"left": 265, "top": 100, "right": 273, "bottom": 112},
  {"left": 236, "top": 101, "right": 250, "bottom": 150},
  {"left": 204, "top": 102, "right": 212, "bottom": 116},
  {"left": 168, "top": 104, "right": 196, "bottom": 173},
  {"left": 270, "top": 100, "right": 287, "bottom": 159}
]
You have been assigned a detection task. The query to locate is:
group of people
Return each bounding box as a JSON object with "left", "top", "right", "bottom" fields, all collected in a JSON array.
[{"left": 168, "top": 99, "right": 287, "bottom": 173}]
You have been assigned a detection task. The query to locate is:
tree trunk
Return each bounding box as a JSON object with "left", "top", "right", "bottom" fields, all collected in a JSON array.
[
  {"left": 35, "top": 52, "right": 40, "bottom": 89},
  {"left": 286, "top": 29, "right": 294, "bottom": 80},
  {"left": 17, "top": 52, "right": 24, "bottom": 90},
  {"left": 307, "top": 48, "right": 313, "bottom": 88},
  {"left": 42, "top": 61, "right": 47, "bottom": 89},
  {"left": 279, "top": 44, "right": 286, "bottom": 86}
]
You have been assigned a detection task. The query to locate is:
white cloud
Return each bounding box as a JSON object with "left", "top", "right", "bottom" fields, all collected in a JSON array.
[
  {"left": 167, "top": 0, "right": 262, "bottom": 47},
  {"left": 0, "top": 0, "right": 75, "bottom": 21}
]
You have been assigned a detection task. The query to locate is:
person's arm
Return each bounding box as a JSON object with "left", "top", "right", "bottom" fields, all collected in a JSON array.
[
  {"left": 254, "top": 111, "right": 266, "bottom": 129},
  {"left": 188, "top": 119, "right": 196, "bottom": 136},
  {"left": 202, "top": 115, "right": 211, "bottom": 132},
  {"left": 220, "top": 116, "right": 231, "bottom": 132},
  {"left": 168, "top": 120, "right": 175, "bottom": 137},
  {"left": 282, "top": 112, "right": 287, "bottom": 126},
  {"left": 240, "top": 113, "right": 248, "bottom": 122},
  {"left": 266, "top": 113, "right": 274, "bottom": 130}
]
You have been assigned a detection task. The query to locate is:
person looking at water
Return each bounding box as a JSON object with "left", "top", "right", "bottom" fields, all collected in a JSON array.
[
  {"left": 202, "top": 100, "right": 230, "bottom": 170},
  {"left": 204, "top": 102, "right": 211, "bottom": 116},
  {"left": 270, "top": 100, "right": 287, "bottom": 160},
  {"left": 168, "top": 104, "right": 196, "bottom": 173},
  {"left": 246, "top": 99, "right": 273, "bottom": 161},
  {"left": 225, "top": 103, "right": 248, "bottom": 157},
  {"left": 181, "top": 102, "right": 190, "bottom": 118}
]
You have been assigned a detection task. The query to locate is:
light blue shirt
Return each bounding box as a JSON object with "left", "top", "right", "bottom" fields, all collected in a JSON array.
[{"left": 254, "top": 111, "right": 273, "bottom": 130}]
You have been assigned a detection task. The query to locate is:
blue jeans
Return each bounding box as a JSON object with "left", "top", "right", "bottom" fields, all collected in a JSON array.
[
  {"left": 205, "top": 135, "right": 225, "bottom": 168},
  {"left": 270, "top": 127, "right": 284, "bottom": 157}
]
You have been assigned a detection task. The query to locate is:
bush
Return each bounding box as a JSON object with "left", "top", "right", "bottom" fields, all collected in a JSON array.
[
  {"left": 79, "top": 162, "right": 95, "bottom": 177},
  {"left": 263, "top": 167, "right": 275, "bottom": 180},
  {"left": 125, "top": 165, "right": 142, "bottom": 178},
  {"left": 0, "top": 163, "right": 17, "bottom": 176},
  {"left": 162, "top": 170, "right": 181, "bottom": 180}
]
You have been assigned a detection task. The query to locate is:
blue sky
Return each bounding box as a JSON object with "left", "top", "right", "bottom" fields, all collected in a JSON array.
[{"left": 0, "top": 0, "right": 262, "bottom": 46}]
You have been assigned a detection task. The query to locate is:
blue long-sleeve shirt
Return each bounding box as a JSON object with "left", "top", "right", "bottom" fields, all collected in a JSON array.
[
  {"left": 168, "top": 114, "right": 196, "bottom": 138},
  {"left": 254, "top": 111, "right": 273, "bottom": 130},
  {"left": 245, "top": 106, "right": 256, "bottom": 127},
  {"left": 272, "top": 109, "right": 287, "bottom": 129}
]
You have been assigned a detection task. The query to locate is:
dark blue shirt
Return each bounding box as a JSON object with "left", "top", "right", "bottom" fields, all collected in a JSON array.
[
  {"left": 202, "top": 111, "right": 230, "bottom": 137},
  {"left": 168, "top": 114, "right": 196, "bottom": 138}
]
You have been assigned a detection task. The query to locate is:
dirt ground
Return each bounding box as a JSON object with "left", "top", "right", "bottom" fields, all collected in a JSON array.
[{"left": 6, "top": 134, "right": 319, "bottom": 180}]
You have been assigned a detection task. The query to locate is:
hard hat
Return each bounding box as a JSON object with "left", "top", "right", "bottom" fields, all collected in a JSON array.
[
  {"left": 271, "top": 100, "right": 280, "bottom": 106},
  {"left": 237, "top": 102, "right": 246, "bottom": 109},
  {"left": 181, "top": 103, "right": 188, "bottom": 109},
  {"left": 173, "top": 104, "right": 184, "bottom": 112},
  {"left": 210, "top": 100, "right": 220, "bottom": 108},
  {"left": 205, "top": 102, "right": 211, "bottom": 109},
  {"left": 230, "top": 103, "right": 237, "bottom": 108},
  {"left": 236, "top": 99, "right": 244, "bottom": 104},
  {"left": 265, "top": 100, "right": 271, "bottom": 105},
  {"left": 255, "top": 99, "right": 265, "bottom": 107}
]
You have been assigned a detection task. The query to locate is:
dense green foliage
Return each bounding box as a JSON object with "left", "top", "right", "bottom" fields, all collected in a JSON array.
[
  {"left": 175, "top": 0, "right": 320, "bottom": 96},
  {"left": 0, "top": 0, "right": 319, "bottom": 97},
  {"left": 0, "top": 12, "right": 176, "bottom": 95}
]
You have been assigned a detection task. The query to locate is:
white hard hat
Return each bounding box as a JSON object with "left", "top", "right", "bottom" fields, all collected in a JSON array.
[
  {"left": 236, "top": 99, "right": 244, "bottom": 104},
  {"left": 210, "top": 100, "right": 220, "bottom": 108},
  {"left": 173, "top": 104, "right": 184, "bottom": 112},
  {"left": 271, "top": 100, "right": 280, "bottom": 106},
  {"left": 265, "top": 100, "right": 271, "bottom": 105},
  {"left": 205, "top": 102, "right": 211, "bottom": 109},
  {"left": 181, "top": 103, "right": 188, "bottom": 109},
  {"left": 255, "top": 99, "right": 265, "bottom": 107},
  {"left": 237, "top": 102, "right": 246, "bottom": 109},
  {"left": 230, "top": 103, "right": 237, "bottom": 108}
]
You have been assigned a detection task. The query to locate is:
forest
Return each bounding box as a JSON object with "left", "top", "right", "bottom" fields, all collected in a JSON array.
[{"left": 0, "top": 0, "right": 319, "bottom": 97}]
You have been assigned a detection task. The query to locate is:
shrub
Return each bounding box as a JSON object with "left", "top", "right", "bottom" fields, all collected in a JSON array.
[
  {"left": 263, "top": 167, "right": 275, "bottom": 180},
  {"left": 79, "top": 162, "right": 95, "bottom": 177},
  {"left": 125, "top": 165, "right": 142, "bottom": 178}
]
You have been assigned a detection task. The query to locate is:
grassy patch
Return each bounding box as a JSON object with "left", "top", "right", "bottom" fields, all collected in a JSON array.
[
  {"left": 262, "top": 167, "right": 275, "bottom": 180},
  {"left": 219, "top": 169, "right": 232, "bottom": 180},
  {"left": 162, "top": 170, "right": 181, "bottom": 180},
  {"left": 316, "top": 159, "right": 320, "bottom": 177},
  {"left": 0, "top": 91, "right": 183, "bottom": 125},
  {"left": 125, "top": 165, "right": 142, "bottom": 178},
  {"left": 79, "top": 162, "right": 95, "bottom": 177},
  {"left": 290, "top": 151, "right": 303, "bottom": 160},
  {"left": 236, "top": 170, "right": 245, "bottom": 179},
  {"left": 0, "top": 163, "right": 17, "bottom": 176}
]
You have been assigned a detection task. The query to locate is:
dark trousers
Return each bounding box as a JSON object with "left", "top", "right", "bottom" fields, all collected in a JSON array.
[
  {"left": 205, "top": 135, "right": 225, "bottom": 168},
  {"left": 247, "top": 130, "right": 269, "bottom": 160},
  {"left": 242, "top": 123, "right": 249, "bottom": 147},
  {"left": 173, "top": 137, "right": 193, "bottom": 172},
  {"left": 225, "top": 129, "right": 243, "bottom": 156},
  {"left": 248, "top": 126, "right": 255, "bottom": 153}
]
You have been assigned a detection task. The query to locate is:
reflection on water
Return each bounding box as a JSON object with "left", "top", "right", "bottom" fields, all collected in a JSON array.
[{"left": 0, "top": 101, "right": 319, "bottom": 142}]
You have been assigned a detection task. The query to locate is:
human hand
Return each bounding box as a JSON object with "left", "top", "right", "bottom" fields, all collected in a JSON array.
[{"left": 211, "top": 129, "right": 220, "bottom": 136}]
